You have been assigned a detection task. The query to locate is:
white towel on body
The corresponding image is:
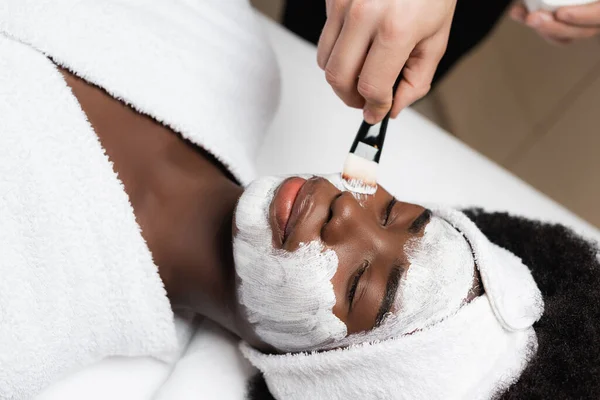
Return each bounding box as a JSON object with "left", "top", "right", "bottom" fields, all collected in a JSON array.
[
  {"left": 0, "top": 33, "right": 178, "bottom": 399},
  {"left": 0, "top": 0, "right": 280, "bottom": 185},
  {"left": 0, "top": 0, "right": 280, "bottom": 398}
]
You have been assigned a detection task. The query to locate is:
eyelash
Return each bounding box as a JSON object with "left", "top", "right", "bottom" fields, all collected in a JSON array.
[
  {"left": 383, "top": 198, "right": 397, "bottom": 226},
  {"left": 348, "top": 261, "right": 369, "bottom": 311}
]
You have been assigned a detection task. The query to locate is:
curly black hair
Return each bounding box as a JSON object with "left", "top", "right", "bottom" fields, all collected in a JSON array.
[{"left": 246, "top": 209, "right": 600, "bottom": 400}]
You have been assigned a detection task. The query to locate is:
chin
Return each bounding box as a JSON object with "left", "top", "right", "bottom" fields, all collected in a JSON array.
[
  {"left": 233, "top": 176, "right": 285, "bottom": 242},
  {"left": 231, "top": 174, "right": 346, "bottom": 352},
  {"left": 233, "top": 175, "right": 294, "bottom": 270}
]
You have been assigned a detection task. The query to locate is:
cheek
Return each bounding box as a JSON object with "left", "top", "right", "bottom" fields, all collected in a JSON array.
[
  {"left": 327, "top": 243, "right": 370, "bottom": 320},
  {"left": 330, "top": 272, "right": 349, "bottom": 324},
  {"left": 348, "top": 277, "right": 386, "bottom": 334},
  {"left": 324, "top": 234, "right": 377, "bottom": 316},
  {"left": 328, "top": 247, "right": 359, "bottom": 323},
  {"left": 329, "top": 254, "right": 390, "bottom": 334}
]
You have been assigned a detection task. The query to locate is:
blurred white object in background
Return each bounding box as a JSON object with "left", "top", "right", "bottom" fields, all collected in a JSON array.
[{"left": 524, "top": 0, "right": 597, "bottom": 11}]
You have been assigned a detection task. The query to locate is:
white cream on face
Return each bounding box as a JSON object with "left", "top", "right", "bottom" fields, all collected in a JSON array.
[
  {"left": 322, "top": 214, "right": 475, "bottom": 349},
  {"left": 236, "top": 174, "right": 475, "bottom": 352},
  {"left": 390, "top": 216, "right": 475, "bottom": 332},
  {"left": 233, "top": 176, "right": 347, "bottom": 352}
]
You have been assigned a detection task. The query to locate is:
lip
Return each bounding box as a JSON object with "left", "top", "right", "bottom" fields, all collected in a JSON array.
[
  {"left": 284, "top": 179, "right": 319, "bottom": 244},
  {"left": 271, "top": 177, "right": 307, "bottom": 245}
]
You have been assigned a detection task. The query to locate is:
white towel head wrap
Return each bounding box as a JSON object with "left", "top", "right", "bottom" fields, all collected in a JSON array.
[{"left": 241, "top": 208, "right": 545, "bottom": 400}]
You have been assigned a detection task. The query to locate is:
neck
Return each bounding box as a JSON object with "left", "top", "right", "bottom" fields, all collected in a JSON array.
[
  {"left": 162, "top": 159, "right": 274, "bottom": 351},
  {"left": 59, "top": 66, "right": 251, "bottom": 341},
  {"left": 153, "top": 150, "right": 244, "bottom": 335}
]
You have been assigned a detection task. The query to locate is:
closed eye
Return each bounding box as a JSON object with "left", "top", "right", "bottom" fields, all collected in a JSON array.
[
  {"left": 383, "top": 197, "right": 397, "bottom": 226},
  {"left": 348, "top": 261, "right": 369, "bottom": 312}
]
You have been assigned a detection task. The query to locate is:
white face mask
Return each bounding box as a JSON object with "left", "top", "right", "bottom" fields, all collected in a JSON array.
[
  {"left": 233, "top": 175, "right": 347, "bottom": 353},
  {"left": 390, "top": 215, "right": 476, "bottom": 332},
  {"left": 235, "top": 174, "right": 475, "bottom": 352}
]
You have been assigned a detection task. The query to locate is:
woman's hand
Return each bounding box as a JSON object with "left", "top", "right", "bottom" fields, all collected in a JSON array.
[
  {"left": 510, "top": 2, "right": 600, "bottom": 44},
  {"left": 317, "top": 0, "right": 457, "bottom": 124}
]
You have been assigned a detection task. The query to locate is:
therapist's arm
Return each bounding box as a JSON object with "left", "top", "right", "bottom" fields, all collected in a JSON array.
[
  {"left": 510, "top": 2, "right": 600, "bottom": 44},
  {"left": 316, "top": 0, "right": 457, "bottom": 124}
]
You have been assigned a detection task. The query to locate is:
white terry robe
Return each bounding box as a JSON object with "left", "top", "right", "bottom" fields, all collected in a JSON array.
[{"left": 0, "top": 1, "right": 280, "bottom": 398}]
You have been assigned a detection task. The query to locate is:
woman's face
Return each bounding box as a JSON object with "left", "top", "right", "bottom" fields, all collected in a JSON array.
[
  {"left": 270, "top": 176, "right": 430, "bottom": 334},
  {"left": 233, "top": 174, "right": 479, "bottom": 353}
]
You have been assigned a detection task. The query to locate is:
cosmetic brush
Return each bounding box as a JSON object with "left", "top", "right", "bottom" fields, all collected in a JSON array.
[{"left": 342, "top": 74, "right": 403, "bottom": 195}]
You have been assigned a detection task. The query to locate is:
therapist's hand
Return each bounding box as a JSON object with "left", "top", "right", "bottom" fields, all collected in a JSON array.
[
  {"left": 317, "top": 0, "right": 457, "bottom": 124},
  {"left": 510, "top": 2, "right": 600, "bottom": 44}
]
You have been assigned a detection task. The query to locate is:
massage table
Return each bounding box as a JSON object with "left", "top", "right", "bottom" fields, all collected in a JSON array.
[{"left": 37, "top": 13, "right": 600, "bottom": 400}]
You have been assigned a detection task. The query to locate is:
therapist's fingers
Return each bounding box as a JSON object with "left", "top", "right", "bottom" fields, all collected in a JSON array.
[
  {"left": 390, "top": 30, "right": 449, "bottom": 118},
  {"left": 358, "top": 28, "right": 415, "bottom": 124},
  {"left": 323, "top": 4, "right": 378, "bottom": 108},
  {"left": 527, "top": 11, "right": 600, "bottom": 41},
  {"left": 509, "top": 3, "right": 528, "bottom": 23},
  {"left": 317, "top": 0, "right": 348, "bottom": 70},
  {"left": 556, "top": 2, "right": 600, "bottom": 28}
]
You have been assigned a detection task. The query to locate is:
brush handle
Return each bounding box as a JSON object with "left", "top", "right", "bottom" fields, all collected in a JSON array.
[{"left": 349, "top": 74, "right": 403, "bottom": 163}]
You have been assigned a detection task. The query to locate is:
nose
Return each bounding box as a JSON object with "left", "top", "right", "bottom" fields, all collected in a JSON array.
[{"left": 322, "top": 191, "right": 370, "bottom": 245}]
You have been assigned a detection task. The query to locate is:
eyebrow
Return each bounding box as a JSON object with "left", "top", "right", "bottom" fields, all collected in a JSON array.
[
  {"left": 408, "top": 209, "right": 432, "bottom": 234},
  {"left": 374, "top": 264, "right": 403, "bottom": 327}
]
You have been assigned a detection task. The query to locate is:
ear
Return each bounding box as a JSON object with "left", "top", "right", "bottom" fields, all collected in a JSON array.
[{"left": 246, "top": 373, "right": 277, "bottom": 400}]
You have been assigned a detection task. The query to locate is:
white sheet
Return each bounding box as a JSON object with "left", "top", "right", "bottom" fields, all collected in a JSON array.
[
  {"left": 36, "top": 357, "right": 171, "bottom": 400},
  {"left": 38, "top": 12, "right": 600, "bottom": 400},
  {"left": 36, "top": 314, "right": 195, "bottom": 400},
  {"left": 153, "top": 320, "right": 255, "bottom": 400}
]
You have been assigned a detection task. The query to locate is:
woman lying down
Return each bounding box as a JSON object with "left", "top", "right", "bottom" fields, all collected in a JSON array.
[{"left": 1, "top": 3, "right": 599, "bottom": 400}]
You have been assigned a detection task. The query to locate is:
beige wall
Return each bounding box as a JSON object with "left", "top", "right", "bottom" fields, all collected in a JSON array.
[
  {"left": 435, "top": 15, "right": 600, "bottom": 227},
  {"left": 251, "top": 0, "right": 284, "bottom": 20}
]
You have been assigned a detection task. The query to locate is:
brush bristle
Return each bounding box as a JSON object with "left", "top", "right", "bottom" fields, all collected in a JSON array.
[
  {"left": 342, "top": 178, "right": 377, "bottom": 195},
  {"left": 342, "top": 153, "right": 378, "bottom": 195}
]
